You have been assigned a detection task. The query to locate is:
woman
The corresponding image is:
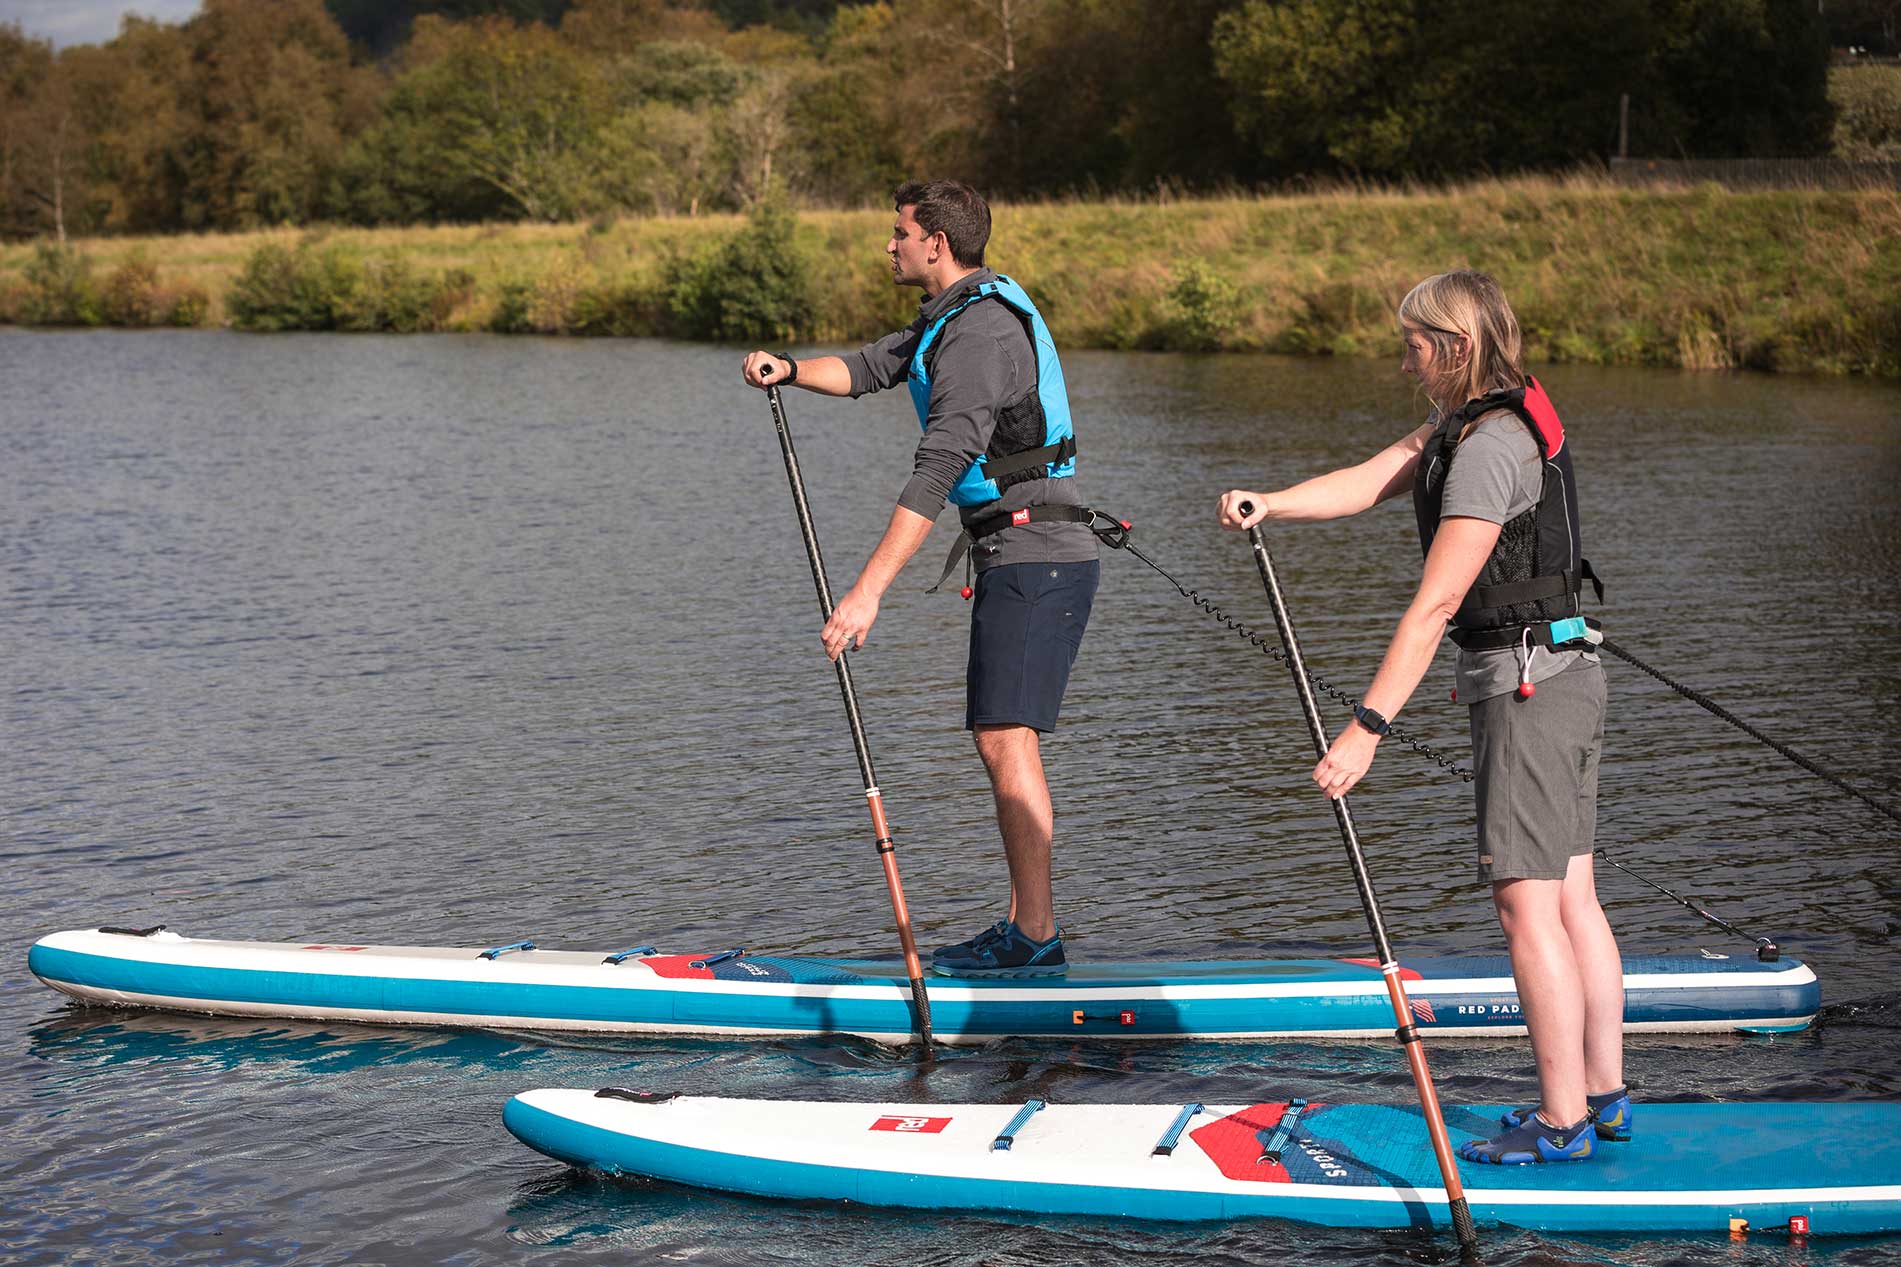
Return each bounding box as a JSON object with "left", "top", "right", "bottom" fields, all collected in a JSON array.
[{"left": 1218, "top": 270, "right": 1628, "bottom": 1164}]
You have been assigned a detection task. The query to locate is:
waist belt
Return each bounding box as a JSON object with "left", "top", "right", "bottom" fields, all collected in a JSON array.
[
  {"left": 1448, "top": 615, "right": 1603, "bottom": 652},
  {"left": 926, "top": 504, "right": 1129, "bottom": 595}
]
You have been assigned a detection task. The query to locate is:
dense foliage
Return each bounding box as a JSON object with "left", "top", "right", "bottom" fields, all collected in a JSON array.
[{"left": 0, "top": 0, "right": 1864, "bottom": 242}]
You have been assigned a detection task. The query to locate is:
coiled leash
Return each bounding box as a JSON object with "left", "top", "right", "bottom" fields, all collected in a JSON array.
[{"left": 984, "top": 510, "right": 1900, "bottom": 828}]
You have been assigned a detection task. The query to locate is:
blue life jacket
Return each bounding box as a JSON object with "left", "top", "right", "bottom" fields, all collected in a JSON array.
[{"left": 906, "top": 274, "right": 1077, "bottom": 508}]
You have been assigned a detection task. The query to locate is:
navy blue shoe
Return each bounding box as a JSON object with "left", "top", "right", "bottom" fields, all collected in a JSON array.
[
  {"left": 932, "top": 920, "right": 1066, "bottom": 978},
  {"left": 1458, "top": 1112, "right": 1596, "bottom": 1165},
  {"left": 1501, "top": 1087, "right": 1632, "bottom": 1141}
]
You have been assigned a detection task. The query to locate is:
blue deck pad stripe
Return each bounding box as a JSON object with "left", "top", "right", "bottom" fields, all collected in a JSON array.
[
  {"left": 500, "top": 1098, "right": 1901, "bottom": 1236},
  {"left": 29, "top": 942, "right": 1821, "bottom": 1039}
]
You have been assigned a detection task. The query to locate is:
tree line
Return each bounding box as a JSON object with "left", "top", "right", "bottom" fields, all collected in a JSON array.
[{"left": 0, "top": 0, "right": 1844, "bottom": 241}]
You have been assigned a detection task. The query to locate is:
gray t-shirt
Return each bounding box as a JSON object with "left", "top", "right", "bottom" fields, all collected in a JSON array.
[
  {"left": 1437, "top": 408, "right": 1594, "bottom": 703},
  {"left": 841, "top": 268, "right": 1096, "bottom": 571}
]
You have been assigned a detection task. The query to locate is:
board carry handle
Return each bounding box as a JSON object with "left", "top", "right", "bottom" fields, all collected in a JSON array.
[
  {"left": 602, "top": 945, "right": 659, "bottom": 964},
  {"left": 1237, "top": 501, "right": 1479, "bottom": 1250},
  {"left": 478, "top": 940, "right": 536, "bottom": 961},
  {"left": 1151, "top": 1103, "right": 1205, "bottom": 1156},
  {"left": 990, "top": 1099, "right": 1048, "bottom": 1151},
  {"left": 595, "top": 1088, "right": 679, "bottom": 1103},
  {"left": 763, "top": 385, "right": 934, "bottom": 1049},
  {"left": 1255, "top": 1099, "right": 1307, "bottom": 1164},
  {"left": 689, "top": 948, "right": 746, "bottom": 970},
  {"left": 99, "top": 925, "right": 166, "bottom": 938}
]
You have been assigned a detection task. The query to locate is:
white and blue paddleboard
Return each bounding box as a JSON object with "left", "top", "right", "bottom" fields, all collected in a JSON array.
[
  {"left": 29, "top": 926, "right": 1818, "bottom": 1043},
  {"left": 503, "top": 1090, "right": 1901, "bottom": 1236}
]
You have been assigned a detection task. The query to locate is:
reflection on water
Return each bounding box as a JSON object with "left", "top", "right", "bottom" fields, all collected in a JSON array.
[{"left": 3, "top": 329, "right": 1899, "bottom": 1266}]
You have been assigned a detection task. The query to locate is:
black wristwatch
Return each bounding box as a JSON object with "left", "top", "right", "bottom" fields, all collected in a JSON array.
[
  {"left": 1352, "top": 704, "right": 1392, "bottom": 737},
  {"left": 775, "top": 353, "right": 799, "bottom": 384}
]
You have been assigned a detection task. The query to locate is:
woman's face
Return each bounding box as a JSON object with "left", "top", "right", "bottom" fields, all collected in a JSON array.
[
  {"left": 1399, "top": 324, "right": 1468, "bottom": 405},
  {"left": 1400, "top": 325, "right": 1438, "bottom": 384}
]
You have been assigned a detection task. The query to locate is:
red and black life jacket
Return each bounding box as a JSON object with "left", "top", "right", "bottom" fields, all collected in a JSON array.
[{"left": 1411, "top": 377, "right": 1600, "bottom": 650}]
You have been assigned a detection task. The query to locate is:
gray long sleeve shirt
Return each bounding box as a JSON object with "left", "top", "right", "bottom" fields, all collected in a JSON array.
[{"left": 841, "top": 268, "right": 1097, "bottom": 571}]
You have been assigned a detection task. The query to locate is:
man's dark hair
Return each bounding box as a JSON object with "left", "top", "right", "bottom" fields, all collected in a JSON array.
[{"left": 894, "top": 180, "right": 990, "bottom": 268}]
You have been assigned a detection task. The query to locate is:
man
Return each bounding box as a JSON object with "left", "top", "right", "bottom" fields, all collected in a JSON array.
[{"left": 741, "top": 179, "right": 1098, "bottom": 978}]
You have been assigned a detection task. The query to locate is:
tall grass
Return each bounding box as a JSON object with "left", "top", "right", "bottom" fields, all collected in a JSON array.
[{"left": 3, "top": 174, "right": 1896, "bottom": 375}]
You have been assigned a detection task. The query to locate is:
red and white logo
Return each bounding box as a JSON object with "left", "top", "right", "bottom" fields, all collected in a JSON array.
[
  {"left": 1011, "top": 508, "right": 1031, "bottom": 526},
  {"left": 870, "top": 1115, "right": 951, "bottom": 1134}
]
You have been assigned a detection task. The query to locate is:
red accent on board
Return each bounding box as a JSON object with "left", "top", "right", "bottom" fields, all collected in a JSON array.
[
  {"left": 1789, "top": 1215, "right": 1811, "bottom": 1237},
  {"left": 870, "top": 1115, "right": 952, "bottom": 1134},
  {"left": 1339, "top": 958, "right": 1424, "bottom": 982},
  {"left": 1189, "top": 1103, "right": 1324, "bottom": 1183},
  {"left": 302, "top": 945, "right": 368, "bottom": 952},
  {"left": 638, "top": 954, "right": 717, "bottom": 980},
  {"left": 1119, "top": 1010, "right": 1136, "bottom": 1026}
]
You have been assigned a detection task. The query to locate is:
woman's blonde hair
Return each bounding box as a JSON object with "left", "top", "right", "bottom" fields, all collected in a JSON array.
[{"left": 1397, "top": 270, "right": 1526, "bottom": 411}]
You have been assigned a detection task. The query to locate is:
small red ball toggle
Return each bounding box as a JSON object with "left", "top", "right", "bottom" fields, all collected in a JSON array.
[
  {"left": 1449, "top": 688, "right": 1457, "bottom": 703},
  {"left": 960, "top": 586, "right": 973, "bottom": 600},
  {"left": 1518, "top": 682, "right": 1536, "bottom": 699},
  {"left": 1120, "top": 519, "right": 1132, "bottom": 530}
]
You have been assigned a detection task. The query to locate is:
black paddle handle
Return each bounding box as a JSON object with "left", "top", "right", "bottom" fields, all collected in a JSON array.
[{"left": 767, "top": 385, "right": 879, "bottom": 790}]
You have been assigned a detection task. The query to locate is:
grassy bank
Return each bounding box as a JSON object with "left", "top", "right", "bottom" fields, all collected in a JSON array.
[{"left": 4, "top": 175, "right": 1898, "bottom": 375}]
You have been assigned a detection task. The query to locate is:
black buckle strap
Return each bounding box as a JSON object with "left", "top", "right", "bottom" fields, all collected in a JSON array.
[
  {"left": 978, "top": 434, "right": 1076, "bottom": 482},
  {"left": 1448, "top": 616, "right": 1603, "bottom": 652},
  {"left": 926, "top": 506, "right": 1131, "bottom": 594}
]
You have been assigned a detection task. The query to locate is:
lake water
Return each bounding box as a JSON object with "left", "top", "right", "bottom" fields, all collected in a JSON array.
[{"left": 4, "top": 329, "right": 1899, "bottom": 1266}]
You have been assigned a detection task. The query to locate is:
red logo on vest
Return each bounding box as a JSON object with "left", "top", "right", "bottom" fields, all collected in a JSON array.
[
  {"left": 1011, "top": 508, "right": 1031, "bottom": 526},
  {"left": 870, "top": 1115, "right": 952, "bottom": 1134}
]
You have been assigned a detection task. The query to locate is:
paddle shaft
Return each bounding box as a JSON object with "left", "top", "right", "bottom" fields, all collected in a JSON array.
[
  {"left": 1240, "top": 507, "right": 1477, "bottom": 1248},
  {"left": 764, "top": 386, "right": 933, "bottom": 1047}
]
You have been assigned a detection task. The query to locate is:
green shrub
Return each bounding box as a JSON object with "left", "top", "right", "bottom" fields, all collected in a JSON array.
[
  {"left": 1278, "top": 279, "right": 1383, "bottom": 356},
  {"left": 19, "top": 244, "right": 102, "bottom": 326},
  {"left": 1157, "top": 260, "right": 1243, "bottom": 350},
  {"left": 228, "top": 242, "right": 358, "bottom": 330},
  {"left": 167, "top": 285, "right": 212, "bottom": 327},
  {"left": 229, "top": 242, "right": 468, "bottom": 332},
  {"left": 101, "top": 253, "right": 163, "bottom": 326},
  {"left": 664, "top": 197, "right": 812, "bottom": 342}
]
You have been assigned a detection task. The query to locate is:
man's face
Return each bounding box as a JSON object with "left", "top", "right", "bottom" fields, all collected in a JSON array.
[{"left": 886, "top": 205, "right": 939, "bottom": 288}]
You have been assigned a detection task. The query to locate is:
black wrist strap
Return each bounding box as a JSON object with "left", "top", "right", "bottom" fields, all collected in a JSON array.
[
  {"left": 1352, "top": 704, "right": 1392, "bottom": 737},
  {"left": 775, "top": 353, "right": 799, "bottom": 384}
]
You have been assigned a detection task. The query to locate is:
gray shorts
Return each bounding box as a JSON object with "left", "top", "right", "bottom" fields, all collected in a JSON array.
[{"left": 1468, "top": 660, "right": 1606, "bottom": 883}]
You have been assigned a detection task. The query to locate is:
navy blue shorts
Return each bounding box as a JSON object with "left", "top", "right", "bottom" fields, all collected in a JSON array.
[{"left": 965, "top": 560, "right": 1099, "bottom": 732}]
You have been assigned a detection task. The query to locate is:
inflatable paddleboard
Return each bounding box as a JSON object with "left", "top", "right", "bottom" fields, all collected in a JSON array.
[
  {"left": 503, "top": 1090, "right": 1901, "bottom": 1235},
  {"left": 29, "top": 926, "right": 1819, "bottom": 1043}
]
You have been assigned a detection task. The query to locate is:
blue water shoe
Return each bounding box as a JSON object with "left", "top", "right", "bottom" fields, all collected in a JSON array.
[
  {"left": 1501, "top": 1086, "right": 1632, "bottom": 1141},
  {"left": 1458, "top": 1112, "right": 1597, "bottom": 1165},
  {"left": 932, "top": 920, "right": 1066, "bottom": 978}
]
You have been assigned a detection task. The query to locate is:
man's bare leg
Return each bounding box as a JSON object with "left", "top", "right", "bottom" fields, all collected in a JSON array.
[{"left": 974, "top": 723, "right": 1055, "bottom": 941}]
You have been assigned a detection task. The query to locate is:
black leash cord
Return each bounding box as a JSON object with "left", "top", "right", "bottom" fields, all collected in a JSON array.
[
  {"left": 1097, "top": 524, "right": 1901, "bottom": 824},
  {"left": 1599, "top": 638, "right": 1901, "bottom": 827},
  {"left": 1106, "top": 531, "right": 1475, "bottom": 782},
  {"left": 1594, "top": 846, "right": 1780, "bottom": 961}
]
